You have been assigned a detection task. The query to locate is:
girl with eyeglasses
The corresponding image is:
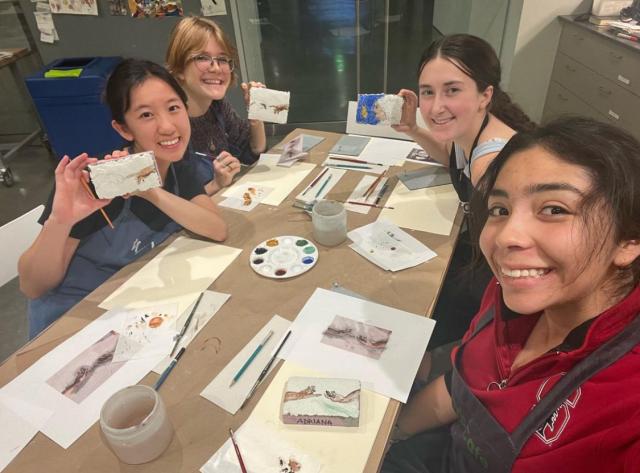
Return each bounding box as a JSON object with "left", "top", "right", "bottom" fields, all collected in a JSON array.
[{"left": 166, "top": 17, "right": 267, "bottom": 196}]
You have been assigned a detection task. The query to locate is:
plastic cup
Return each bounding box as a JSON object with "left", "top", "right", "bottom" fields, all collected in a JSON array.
[
  {"left": 312, "top": 200, "right": 347, "bottom": 247},
  {"left": 99, "top": 385, "right": 173, "bottom": 464}
]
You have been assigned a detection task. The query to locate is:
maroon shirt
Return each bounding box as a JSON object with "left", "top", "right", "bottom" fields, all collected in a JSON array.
[{"left": 454, "top": 280, "right": 640, "bottom": 472}]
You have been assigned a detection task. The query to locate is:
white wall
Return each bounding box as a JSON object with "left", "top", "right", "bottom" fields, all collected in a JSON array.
[{"left": 501, "top": 0, "right": 591, "bottom": 122}]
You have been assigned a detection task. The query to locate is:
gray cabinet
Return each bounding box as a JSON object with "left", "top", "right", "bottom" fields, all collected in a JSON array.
[{"left": 543, "top": 17, "right": 640, "bottom": 140}]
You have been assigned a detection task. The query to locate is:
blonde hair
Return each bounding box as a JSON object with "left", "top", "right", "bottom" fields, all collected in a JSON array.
[{"left": 166, "top": 16, "right": 239, "bottom": 85}]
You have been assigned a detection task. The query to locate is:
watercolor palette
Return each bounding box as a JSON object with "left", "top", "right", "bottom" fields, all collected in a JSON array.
[{"left": 250, "top": 236, "right": 318, "bottom": 279}]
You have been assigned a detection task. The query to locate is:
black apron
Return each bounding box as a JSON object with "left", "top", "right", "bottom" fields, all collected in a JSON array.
[
  {"left": 446, "top": 306, "right": 640, "bottom": 472},
  {"left": 448, "top": 114, "right": 489, "bottom": 207}
]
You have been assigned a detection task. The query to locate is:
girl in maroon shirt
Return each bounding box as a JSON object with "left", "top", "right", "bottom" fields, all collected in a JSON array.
[{"left": 383, "top": 116, "right": 640, "bottom": 473}]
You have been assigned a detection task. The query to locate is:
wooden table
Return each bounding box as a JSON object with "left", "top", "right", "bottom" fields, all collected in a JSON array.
[{"left": 0, "top": 129, "right": 463, "bottom": 472}]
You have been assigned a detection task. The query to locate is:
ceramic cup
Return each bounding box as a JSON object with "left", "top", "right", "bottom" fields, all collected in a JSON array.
[
  {"left": 99, "top": 385, "right": 173, "bottom": 464},
  {"left": 312, "top": 200, "right": 347, "bottom": 247}
]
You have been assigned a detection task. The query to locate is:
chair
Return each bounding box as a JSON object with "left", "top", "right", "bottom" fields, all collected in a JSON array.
[{"left": 0, "top": 205, "right": 44, "bottom": 287}]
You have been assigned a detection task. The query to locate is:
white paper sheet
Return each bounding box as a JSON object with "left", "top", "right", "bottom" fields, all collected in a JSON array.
[
  {"left": 348, "top": 220, "right": 437, "bottom": 271},
  {"left": 201, "top": 0, "right": 226, "bottom": 16},
  {"left": 358, "top": 137, "right": 417, "bottom": 166},
  {"left": 282, "top": 288, "right": 434, "bottom": 402},
  {"left": 322, "top": 155, "right": 388, "bottom": 175},
  {"left": 200, "top": 315, "right": 292, "bottom": 414},
  {"left": 100, "top": 236, "right": 241, "bottom": 313},
  {"left": 0, "top": 307, "right": 171, "bottom": 449},
  {"left": 377, "top": 181, "right": 460, "bottom": 236},
  {"left": 201, "top": 361, "right": 389, "bottom": 473},
  {"left": 344, "top": 175, "right": 389, "bottom": 214},
  {"left": 218, "top": 183, "right": 273, "bottom": 211},
  {"left": 294, "top": 167, "right": 346, "bottom": 206},
  {"left": 112, "top": 303, "right": 179, "bottom": 362},
  {"left": 153, "top": 291, "right": 231, "bottom": 373},
  {"left": 0, "top": 399, "right": 40, "bottom": 471},
  {"left": 248, "top": 88, "right": 290, "bottom": 124},
  {"left": 222, "top": 154, "right": 316, "bottom": 206},
  {"left": 201, "top": 417, "right": 322, "bottom": 473}
]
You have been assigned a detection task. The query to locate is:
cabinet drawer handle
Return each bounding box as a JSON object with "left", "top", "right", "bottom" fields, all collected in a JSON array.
[
  {"left": 609, "top": 51, "right": 623, "bottom": 61},
  {"left": 572, "top": 33, "right": 584, "bottom": 41},
  {"left": 557, "top": 94, "right": 568, "bottom": 102},
  {"left": 597, "top": 86, "right": 612, "bottom": 96},
  {"left": 564, "top": 64, "right": 576, "bottom": 73}
]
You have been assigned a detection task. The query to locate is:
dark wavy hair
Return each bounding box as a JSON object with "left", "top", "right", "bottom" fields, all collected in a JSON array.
[
  {"left": 418, "top": 34, "right": 536, "bottom": 133},
  {"left": 104, "top": 58, "right": 188, "bottom": 124},
  {"left": 470, "top": 116, "right": 640, "bottom": 293}
]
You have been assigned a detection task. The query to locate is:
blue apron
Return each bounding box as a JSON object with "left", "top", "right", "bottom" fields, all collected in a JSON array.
[{"left": 28, "top": 167, "right": 182, "bottom": 339}]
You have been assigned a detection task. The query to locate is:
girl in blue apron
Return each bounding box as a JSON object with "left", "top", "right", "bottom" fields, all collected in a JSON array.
[
  {"left": 19, "top": 58, "right": 228, "bottom": 339},
  {"left": 166, "top": 16, "right": 266, "bottom": 196},
  {"left": 393, "top": 35, "right": 537, "bottom": 368},
  {"left": 382, "top": 117, "right": 640, "bottom": 473}
]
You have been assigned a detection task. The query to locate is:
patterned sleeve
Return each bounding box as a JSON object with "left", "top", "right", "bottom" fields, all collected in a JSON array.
[{"left": 219, "top": 99, "right": 260, "bottom": 165}]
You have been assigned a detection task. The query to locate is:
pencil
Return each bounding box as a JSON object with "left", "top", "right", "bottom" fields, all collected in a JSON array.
[
  {"left": 241, "top": 330, "right": 292, "bottom": 409},
  {"left": 315, "top": 174, "right": 333, "bottom": 198},
  {"left": 229, "top": 330, "right": 274, "bottom": 387},
  {"left": 347, "top": 201, "right": 394, "bottom": 210},
  {"left": 328, "top": 156, "right": 385, "bottom": 166},
  {"left": 170, "top": 292, "right": 204, "bottom": 357},
  {"left": 362, "top": 170, "right": 386, "bottom": 199},
  {"left": 328, "top": 164, "right": 373, "bottom": 170},
  {"left": 153, "top": 347, "right": 185, "bottom": 390},
  {"left": 229, "top": 429, "right": 248, "bottom": 473},
  {"left": 302, "top": 167, "right": 329, "bottom": 196},
  {"left": 79, "top": 178, "right": 114, "bottom": 229}
]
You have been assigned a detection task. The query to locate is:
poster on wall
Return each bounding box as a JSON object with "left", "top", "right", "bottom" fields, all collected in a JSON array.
[
  {"left": 128, "top": 0, "right": 183, "bottom": 17},
  {"left": 109, "top": 0, "right": 128, "bottom": 15},
  {"left": 201, "top": 0, "right": 226, "bottom": 16},
  {"left": 49, "top": 0, "right": 98, "bottom": 15}
]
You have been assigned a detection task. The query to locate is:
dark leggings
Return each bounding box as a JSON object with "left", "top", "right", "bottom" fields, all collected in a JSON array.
[
  {"left": 381, "top": 426, "right": 451, "bottom": 473},
  {"left": 428, "top": 231, "right": 493, "bottom": 349}
]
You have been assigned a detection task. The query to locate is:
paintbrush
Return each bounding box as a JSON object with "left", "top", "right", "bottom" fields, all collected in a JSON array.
[
  {"left": 362, "top": 170, "right": 386, "bottom": 199},
  {"left": 301, "top": 167, "right": 329, "bottom": 196},
  {"left": 79, "top": 178, "right": 114, "bottom": 229},
  {"left": 328, "top": 156, "right": 385, "bottom": 166},
  {"left": 346, "top": 201, "right": 394, "bottom": 210}
]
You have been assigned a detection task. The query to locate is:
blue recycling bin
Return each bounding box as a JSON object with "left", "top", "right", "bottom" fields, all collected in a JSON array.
[{"left": 25, "top": 57, "right": 124, "bottom": 159}]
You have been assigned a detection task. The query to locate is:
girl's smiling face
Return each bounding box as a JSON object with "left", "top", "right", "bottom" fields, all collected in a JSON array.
[
  {"left": 113, "top": 76, "right": 190, "bottom": 164},
  {"left": 178, "top": 36, "right": 232, "bottom": 105},
  {"left": 418, "top": 56, "right": 492, "bottom": 144},
  {"left": 480, "top": 146, "right": 636, "bottom": 320}
]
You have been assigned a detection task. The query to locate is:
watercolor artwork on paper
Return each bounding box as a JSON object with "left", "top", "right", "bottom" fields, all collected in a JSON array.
[
  {"left": 88, "top": 151, "right": 162, "bottom": 199},
  {"left": 356, "top": 93, "right": 403, "bottom": 126},
  {"left": 46, "top": 331, "right": 126, "bottom": 404},
  {"left": 112, "top": 304, "right": 179, "bottom": 362},
  {"left": 321, "top": 315, "right": 392, "bottom": 360},
  {"left": 278, "top": 135, "right": 307, "bottom": 167},
  {"left": 108, "top": 0, "right": 128, "bottom": 15},
  {"left": 405, "top": 147, "right": 441, "bottom": 165},
  {"left": 128, "top": 0, "right": 183, "bottom": 17},
  {"left": 248, "top": 88, "right": 291, "bottom": 124},
  {"left": 49, "top": 0, "right": 98, "bottom": 15},
  {"left": 219, "top": 183, "right": 273, "bottom": 211},
  {"left": 281, "top": 377, "right": 361, "bottom": 427}
]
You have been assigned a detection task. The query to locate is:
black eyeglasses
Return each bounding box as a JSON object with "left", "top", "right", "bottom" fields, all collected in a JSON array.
[{"left": 190, "top": 54, "right": 234, "bottom": 72}]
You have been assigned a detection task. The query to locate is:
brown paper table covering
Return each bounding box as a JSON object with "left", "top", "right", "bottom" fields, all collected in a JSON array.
[{"left": 0, "top": 129, "right": 463, "bottom": 473}]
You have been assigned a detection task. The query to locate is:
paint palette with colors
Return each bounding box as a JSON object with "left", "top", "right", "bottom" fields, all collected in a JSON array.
[{"left": 250, "top": 236, "right": 318, "bottom": 279}]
